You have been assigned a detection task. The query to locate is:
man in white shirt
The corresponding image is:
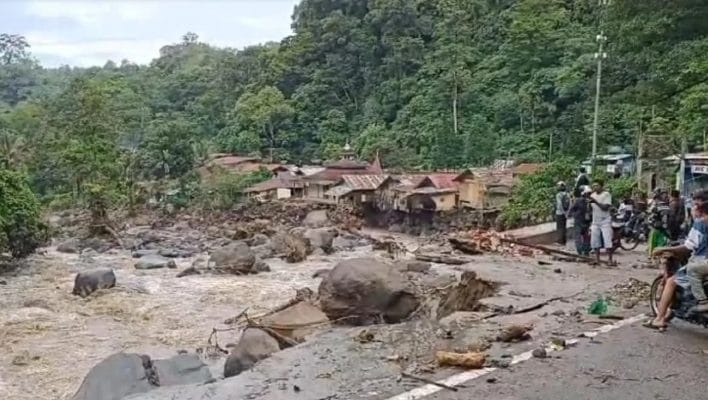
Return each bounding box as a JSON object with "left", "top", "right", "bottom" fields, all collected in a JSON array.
[{"left": 589, "top": 179, "right": 614, "bottom": 265}]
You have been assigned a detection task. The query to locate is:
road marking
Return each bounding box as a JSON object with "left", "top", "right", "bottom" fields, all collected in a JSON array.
[{"left": 385, "top": 313, "right": 647, "bottom": 400}]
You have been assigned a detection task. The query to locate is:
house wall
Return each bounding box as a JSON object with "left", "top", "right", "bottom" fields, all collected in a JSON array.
[
  {"left": 433, "top": 193, "right": 457, "bottom": 211},
  {"left": 276, "top": 188, "right": 292, "bottom": 199},
  {"left": 458, "top": 180, "right": 485, "bottom": 209}
]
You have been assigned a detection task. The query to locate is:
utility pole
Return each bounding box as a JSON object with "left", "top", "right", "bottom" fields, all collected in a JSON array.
[
  {"left": 592, "top": 31, "right": 607, "bottom": 170},
  {"left": 591, "top": 0, "right": 610, "bottom": 173}
]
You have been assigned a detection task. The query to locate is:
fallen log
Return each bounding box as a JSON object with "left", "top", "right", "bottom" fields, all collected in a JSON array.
[
  {"left": 435, "top": 351, "right": 486, "bottom": 369},
  {"left": 448, "top": 238, "right": 482, "bottom": 255},
  {"left": 498, "top": 237, "right": 609, "bottom": 265},
  {"left": 415, "top": 253, "right": 467, "bottom": 265}
]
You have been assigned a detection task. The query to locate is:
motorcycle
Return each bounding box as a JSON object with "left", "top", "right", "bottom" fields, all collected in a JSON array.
[
  {"left": 649, "top": 252, "right": 708, "bottom": 327},
  {"left": 611, "top": 210, "right": 648, "bottom": 251}
]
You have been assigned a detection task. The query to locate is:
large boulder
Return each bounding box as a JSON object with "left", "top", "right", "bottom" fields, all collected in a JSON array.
[
  {"left": 303, "top": 210, "right": 329, "bottom": 228},
  {"left": 304, "top": 228, "right": 337, "bottom": 254},
  {"left": 209, "top": 242, "right": 256, "bottom": 274},
  {"left": 223, "top": 328, "right": 281, "bottom": 378},
  {"left": 71, "top": 353, "right": 211, "bottom": 400},
  {"left": 73, "top": 269, "right": 116, "bottom": 298},
  {"left": 271, "top": 232, "right": 311, "bottom": 263},
  {"left": 57, "top": 238, "right": 81, "bottom": 254},
  {"left": 135, "top": 255, "right": 177, "bottom": 270},
  {"left": 318, "top": 258, "right": 419, "bottom": 325}
]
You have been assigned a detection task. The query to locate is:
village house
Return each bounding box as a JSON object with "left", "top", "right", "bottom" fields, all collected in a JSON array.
[
  {"left": 243, "top": 170, "right": 305, "bottom": 201},
  {"left": 302, "top": 143, "right": 383, "bottom": 203},
  {"left": 454, "top": 168, "right": 514, "bottom": 210},
  {"left": 324, "top": 174, "right": 391, "bottom": 205},
  {"left": 380, "top": 173, "right": 459, "bottom": 213}
]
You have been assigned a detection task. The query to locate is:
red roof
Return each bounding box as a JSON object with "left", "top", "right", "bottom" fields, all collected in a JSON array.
[{"left": 421, "top": 174, "right": 459, "bottom": 189}]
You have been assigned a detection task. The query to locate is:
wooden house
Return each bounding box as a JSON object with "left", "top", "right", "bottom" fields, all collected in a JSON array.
[
  {"left": 454, "top": 169, "right": 514, "bottom": 210},
  {"left": 303, "top": 144, "right": 383, "bottom": 203},
  {"left": 324, "top": 175, "right": 391, "bottom": 205},
  {"left": 243, "top": 171, "right": 305, "bottom": 201},
  {"left": 383, "top": 174, "right": 459, "bottom": 213}
]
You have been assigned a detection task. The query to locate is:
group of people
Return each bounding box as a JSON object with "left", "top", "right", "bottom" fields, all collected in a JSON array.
[
  {"left": 554, "top": 167, "right": 615, "bottom": 265},
  {"left": 554, "top": 167, "right": 708, "bottom": 329},
  {"left": 647, "top": 189, "right": 708, "bottom": 329}
]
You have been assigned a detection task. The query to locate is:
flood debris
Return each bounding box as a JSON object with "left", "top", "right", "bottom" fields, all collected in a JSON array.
[
  {"left": 496, "top": 324, "right": 533, "bottom": 342},
  {"left": 436, "top": 271, "right": 498, "bottom": 319},
  {"left": 435, "top": 351, "right": 486, "bottom": 369},
  {"left": 401, "top": 371, "right": 459, "bottom": 392}
]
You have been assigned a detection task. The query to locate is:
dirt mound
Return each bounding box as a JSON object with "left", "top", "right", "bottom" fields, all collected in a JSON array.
[{"left": 606, "top": 278, "right": 651, "bottom": 307}]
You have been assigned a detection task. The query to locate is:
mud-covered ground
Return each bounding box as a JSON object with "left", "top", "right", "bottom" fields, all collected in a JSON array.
[{"left": 0, "top": 224, "right": 656, "bottom": 400}]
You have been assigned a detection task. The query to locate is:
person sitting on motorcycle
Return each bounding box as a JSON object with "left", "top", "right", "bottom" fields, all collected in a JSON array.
[{"left": 648, "top": 191, "right": 708, "bottom": 329}]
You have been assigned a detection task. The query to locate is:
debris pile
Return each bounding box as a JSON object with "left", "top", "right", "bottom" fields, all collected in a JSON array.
[
  {"left": 606, "top": 278, "right": 651, "bottom": 308},
  {"left": 452, "top": 230, "right": 543, "bottom": 257}
]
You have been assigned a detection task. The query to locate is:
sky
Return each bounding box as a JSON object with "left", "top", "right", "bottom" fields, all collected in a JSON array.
[{"left": 1, "top": 0, "right": 300, "bottom": 68}]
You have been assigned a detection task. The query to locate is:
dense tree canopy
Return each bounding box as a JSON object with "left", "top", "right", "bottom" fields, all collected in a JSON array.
[{"left": 0, "top": 0, "right": 706, "bottom": 203}]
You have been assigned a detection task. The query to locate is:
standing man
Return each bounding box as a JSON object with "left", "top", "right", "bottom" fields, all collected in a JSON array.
[
  {"left": 667, "top": 189, "right": 685, "bottom": 241},
  {"left": 569, "top": 185, "right": 592, "bottom": 255},
  {"left": 555, "top": 181, "right": 570, "bottom": 245},
  {"left": 573, "top": 167, "right": 590, "bottom": 197},
  {"left": 589, "top": 179, "right": 614, "bottom": 265}
]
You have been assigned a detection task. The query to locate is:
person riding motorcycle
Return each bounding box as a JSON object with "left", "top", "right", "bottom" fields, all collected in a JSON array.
[{"left": 648, "top": 191, "right": 708, "bottom": 330}]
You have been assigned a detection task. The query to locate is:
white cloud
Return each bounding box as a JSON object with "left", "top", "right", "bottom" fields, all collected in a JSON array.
[
  {"left": 25, "top": 1, "right": 159, "bottom": 26},
  {"left": 25, "top": 32, "right": 166, "bottom": 66},
  {"left": 16, "top": 0, "right": 300, "bottom": 67}
]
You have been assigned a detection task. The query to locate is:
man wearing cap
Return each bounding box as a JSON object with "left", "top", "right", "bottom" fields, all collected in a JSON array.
[{"left": 554, "top": 181, "right": 570, "bottom": 245}]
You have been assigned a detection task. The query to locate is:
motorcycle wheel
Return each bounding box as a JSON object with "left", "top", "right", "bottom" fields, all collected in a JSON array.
[
  {"left": 650, "top": 275, "right": 663, "bottom": 317},
  {"left": 619, "top": 233, "right": 640, "bottom": 251}
]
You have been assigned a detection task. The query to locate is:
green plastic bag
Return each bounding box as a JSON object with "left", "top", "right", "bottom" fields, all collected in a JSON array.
[{"left": 588, "top": 298, "right": 609, "bottom": 315}]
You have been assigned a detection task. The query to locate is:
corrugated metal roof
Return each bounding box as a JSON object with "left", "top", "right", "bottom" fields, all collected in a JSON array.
[
  {"left": 341, "top": 174, "right": 389, "bottom": 190},
  {"left": 244, "top": 176, "right": 303, "bottom": 193}
]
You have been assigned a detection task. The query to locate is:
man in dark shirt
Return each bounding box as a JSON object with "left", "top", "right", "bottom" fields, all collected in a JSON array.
[
  {"left": 667, "top": 189, "right": 685, "bottom": 241},
  {"left": 569, "top": 186, "right": 592, "bottom": 255},
  {"left": 573, "top": 167, "right": 590, "bottom": 198}
]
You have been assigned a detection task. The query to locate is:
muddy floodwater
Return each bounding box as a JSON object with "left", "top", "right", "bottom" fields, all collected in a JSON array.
[{"left": 0, "top": 242, "right": 375, "bottom": 400}]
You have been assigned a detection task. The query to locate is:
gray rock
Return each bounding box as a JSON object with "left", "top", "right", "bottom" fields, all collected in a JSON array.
[
  {"left": 176, "top": 267, "right": 200, "bottom": 278},
  {"left": 132, "top": 249, "right": 158, "bottom": 258},
  {"left": 57, "top": 238, "right": 81, "bottom": 254},
  {"left": 81, "top": 237, "right": 111, "bottom": 253},
  {"left": 135, "top": 255, "right": 177, "bottom": 270},
  {"left": 248, "top": 234, "right": 270, "bottom": 247},
  {"left": 223, "top": 328, "right": 281, "bottom": 378},
  {"left": 251, "top": 243, "right": 274, "bottom": 259},
  {"left": 70, "top": 353, "right": 212, "bottom": 400},
  {"left": 70, "top": 353, "right": 154, "bottom": 400},
  {"left": 397, "top": 260, "right": 431, "bottom": 274},
  {"left": 303, "top": 210, "right": 329, "bottom": 228},
  {"left": 209, "top": 242, "right": 257, "bottom": 274},
  {"left": 304, "top": 228, "right": 337, "bottom": 253},
  {"left": 318, "top": 258, "right": 419, "bottom": 325},
  {"left": 72, "top": 269, "right": 116, "bottom": 298},
  {"left": 253, "top": 259, "right": 271, "bottom": 273},
  {"left": 152, "top": 354, "right": 213, "bottom": 386}
]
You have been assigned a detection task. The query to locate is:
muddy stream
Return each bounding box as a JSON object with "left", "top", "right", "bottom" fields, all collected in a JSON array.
[{"left": 0, "top": 232, "right": 384, "bottom": 400}]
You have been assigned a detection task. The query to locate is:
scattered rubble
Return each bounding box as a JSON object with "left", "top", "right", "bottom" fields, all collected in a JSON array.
[
  {"left": 496, "top": 324, "right": 533, "bottom": 343},
  {"left": 435, "top": 351, "right": 486, "bottom": 369}
]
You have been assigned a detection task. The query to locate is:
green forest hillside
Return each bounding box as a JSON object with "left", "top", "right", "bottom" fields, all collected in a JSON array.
[{"left": 1, "top": 0, "right": 707, "bottom": 199}]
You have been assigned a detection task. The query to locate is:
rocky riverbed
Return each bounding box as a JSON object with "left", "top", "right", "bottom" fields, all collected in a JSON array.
[{"left": 0, "top": 209, "right": 658, "bottom": 400}]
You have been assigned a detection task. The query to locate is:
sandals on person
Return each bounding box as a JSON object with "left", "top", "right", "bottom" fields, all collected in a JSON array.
[{"left": 642, "top": 319, "right": 667, "bottom": 332}]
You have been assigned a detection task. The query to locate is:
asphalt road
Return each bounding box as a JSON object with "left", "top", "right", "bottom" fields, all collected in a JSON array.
[{"left": 428, "top": 321, "right": 707, "bottom": 400}]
